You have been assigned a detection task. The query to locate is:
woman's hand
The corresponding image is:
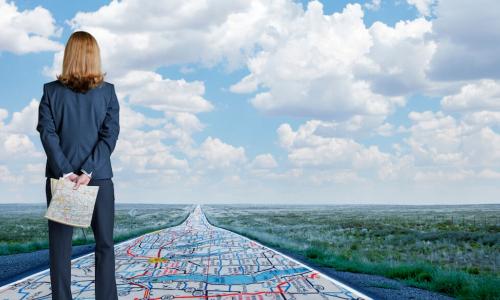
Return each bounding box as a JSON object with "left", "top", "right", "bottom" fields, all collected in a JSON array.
[
  {"left": 73, "top": 174, "right": 91, "bottom": 190},
  {"left": 65, "top": 173, "right": 79, "bottom": 182}
]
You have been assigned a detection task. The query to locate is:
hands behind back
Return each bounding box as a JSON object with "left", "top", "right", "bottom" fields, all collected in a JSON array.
[
  {"left": 65, "top": 173, "right": 78, "bottom": 182},
  {"left": 64, "top": 173, "right": 91, "bottom": 190}
]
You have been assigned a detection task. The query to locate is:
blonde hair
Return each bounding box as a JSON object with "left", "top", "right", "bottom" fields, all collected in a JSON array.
[{"left": 57, "top": 31, "right": 105, "bottom": 93}]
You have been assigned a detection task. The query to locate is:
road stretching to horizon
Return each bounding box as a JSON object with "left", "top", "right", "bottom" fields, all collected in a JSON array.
[{"left": 0, "top": 205, "right": 371, "bottom": 300}]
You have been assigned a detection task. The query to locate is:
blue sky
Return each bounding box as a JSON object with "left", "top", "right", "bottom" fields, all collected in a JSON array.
[{"left": 1, "top": 0, "right": 499, "bottom": 204}]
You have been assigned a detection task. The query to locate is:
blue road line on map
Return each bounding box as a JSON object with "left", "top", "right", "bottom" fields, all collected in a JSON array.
[
  {"left": 151, "top": 268, "right": 162, "bottom": 278},
  {"left": 134, "top": 267, "right": 309, "bottom": 285},
  {"left": 217, "top": 253, "right": 223, "bottom": 275},
  {"left": 236, "top": 252, "right": 244, "bottom": 274},
  {"left": 124, "top": 263, "right": 133, "bottom": 271},
  {"left": 0, "top": 205, "right": 371, "bottom": 300},
  {"left": 17, "top": 280, "right": 32, "bottom": 300},
  {"left": 173, "top": 239, "right": 213, "bottom": 249},
  {"left": 191, "top": 263, "right": 199, "bottom": 273},
  {"left": 173, "top": 250, "right": 232, "bottom": 259},
  {"left": 75, "top": 279, "right": 94, "bottom": 298},
  {"left": 16, "top": 273, "right": 46, "bottom": 298}
]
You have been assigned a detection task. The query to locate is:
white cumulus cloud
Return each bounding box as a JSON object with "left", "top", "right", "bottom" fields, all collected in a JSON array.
[{"left": 0, "top": 0, "right": 62, "bottom": 54}]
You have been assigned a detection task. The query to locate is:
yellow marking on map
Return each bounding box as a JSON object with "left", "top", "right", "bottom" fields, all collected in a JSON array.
[
  {"left": 148, "top": 257, "right": 168, "bottom": 264},
  {"left": 0, "top": 205, "right": 372, "bottom": 300}
]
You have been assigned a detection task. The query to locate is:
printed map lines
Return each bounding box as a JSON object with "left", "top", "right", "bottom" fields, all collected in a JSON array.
[{"left": 0, "top": 205, "right": 372, "bottom": 300}]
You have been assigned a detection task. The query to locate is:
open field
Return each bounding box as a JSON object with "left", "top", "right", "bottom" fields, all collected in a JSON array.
[
  {"left": 203, "top": 204, "right": 500, "bottom": 300},
  {"left": 0, "top": 204, "right": 192, "bottom": 256}
]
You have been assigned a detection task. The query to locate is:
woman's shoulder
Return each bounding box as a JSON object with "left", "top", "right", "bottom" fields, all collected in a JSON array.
[
  {"left": 101, "top": 80, "right": 114, "bottom": 88},
  {"left": 93, "top": 80, "right": 113, "bottom": 90},
  {"left": 43, "top": 80, "right": 61, "bottom": 89},
  {"left": 43, "top": 79, "right": 113, "bottom": 91}
]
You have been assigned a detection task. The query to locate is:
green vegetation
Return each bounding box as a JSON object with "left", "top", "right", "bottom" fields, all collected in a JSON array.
[
  {"left": 0, "top": 204, "right": 192, "bottom": 255},
  {"left": 203, "top": 204, "right": 500, "bottom": 300}
]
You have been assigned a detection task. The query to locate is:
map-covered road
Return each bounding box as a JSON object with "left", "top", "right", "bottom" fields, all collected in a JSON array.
[{"left": 0, "top": 205, "right": 371, "bottom": 299}]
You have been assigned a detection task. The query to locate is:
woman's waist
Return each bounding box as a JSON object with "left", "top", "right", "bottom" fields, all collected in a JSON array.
[{"left": 44, "top": 158, "right": 113, "bottom": 178}]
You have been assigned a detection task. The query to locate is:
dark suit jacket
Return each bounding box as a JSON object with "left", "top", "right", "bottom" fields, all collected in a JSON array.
[{"left": 36, "top": 80, "right": 120, "bottom": 179}]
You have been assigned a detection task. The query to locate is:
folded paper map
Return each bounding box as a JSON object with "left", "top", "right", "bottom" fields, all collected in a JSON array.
[{"left": 44, "top": 178, "right": 99, "bottom": 228}]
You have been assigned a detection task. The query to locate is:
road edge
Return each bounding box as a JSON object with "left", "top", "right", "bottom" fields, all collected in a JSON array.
[
  {"left": 0, "top": 204, "right": 195, "bottom": 292},
  {"left": 200, "top": 205, "right": 377, "bottom": 300}
]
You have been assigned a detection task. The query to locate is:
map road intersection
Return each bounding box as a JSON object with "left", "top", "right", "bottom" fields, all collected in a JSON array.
[{"left": 0, "top": 205, "right": 371, "bottom": 300}]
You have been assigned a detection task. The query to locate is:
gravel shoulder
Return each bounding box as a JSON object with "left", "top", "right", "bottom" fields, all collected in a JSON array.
[
  {"left": 0, "top": 244, "right": 95, "bottom": 287},
  {"left": 273, "top": 246, "right": 455, "bottom": 300}
]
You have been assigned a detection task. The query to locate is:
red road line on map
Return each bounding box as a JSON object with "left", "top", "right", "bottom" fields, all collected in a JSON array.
[
  {"left": 126, "top": 230, "right": 178, "bottom": 263},
  {"left": 129, "top": 280, "right": 150, "bottom": 300},
  {"left": 126, "top": 270, "right": 148, "bottom": 280},
  {"left": 148, "top": 278, "right": 298, "bottom": 299},
  {"left": 154, "top": 230, "right": 177, "bottom": 268},
  {"left": 126, "top": 230, "right": 180, "bottom": 299},
  {"left": 276, "top": 280, "right": 290, "bottom": 294},
  {"left": 126, "top": 236, "right": 152, "bottom": 259},
  {"left": 127, "top": 270, "right": 149, "bottom": 300},
  {"left": 156, "top": 209, "right": 295, "bottom": 300}
]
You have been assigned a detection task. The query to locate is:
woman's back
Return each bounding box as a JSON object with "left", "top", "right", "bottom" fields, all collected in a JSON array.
[
  {"left": 37, "top": 79, "right": 120, "bottom": 179},
  {"left": 37, "top": 30, "right": 120, "bottom": 300}
]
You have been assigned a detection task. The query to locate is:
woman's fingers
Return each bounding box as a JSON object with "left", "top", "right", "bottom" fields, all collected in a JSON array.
[
  {"left": 73, "top": 181, "right": 81, "bottom": 189},
  {"left": 73, "top": 175, "right": 90, "bottom": 189},
  {"left": 69, "top": 174, "right": 79, "bottom": 182}
]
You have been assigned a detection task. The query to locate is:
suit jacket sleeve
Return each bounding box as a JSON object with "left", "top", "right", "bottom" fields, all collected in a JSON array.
[
  {"left": 36, "top": 83, "right": 74, "bottom": 177},
  {"left": 80, "top": 84, "right": 120, "bottom": 175}
]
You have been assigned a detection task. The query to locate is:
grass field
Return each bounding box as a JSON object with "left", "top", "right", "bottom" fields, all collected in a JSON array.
[
  {"left": 0, "top": 203, "right": 192, "bottom": 256},
  {"left": 203, "top": 204, "right": 500, "bottom": 300}
]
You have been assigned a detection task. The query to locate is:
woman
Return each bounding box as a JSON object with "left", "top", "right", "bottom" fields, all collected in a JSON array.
[{"left": 36, "top": 31, "right": 120, "bottom": 300}]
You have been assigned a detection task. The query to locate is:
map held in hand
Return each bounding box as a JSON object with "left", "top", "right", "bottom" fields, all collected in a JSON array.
[{"left": 44, "top": 178, "right": 99, "bottom": 228}]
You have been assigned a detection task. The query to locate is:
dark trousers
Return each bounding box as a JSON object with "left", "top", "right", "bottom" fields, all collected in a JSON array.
[{"left": 45, "top": 177, "right": 118, "bottom": 300}]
